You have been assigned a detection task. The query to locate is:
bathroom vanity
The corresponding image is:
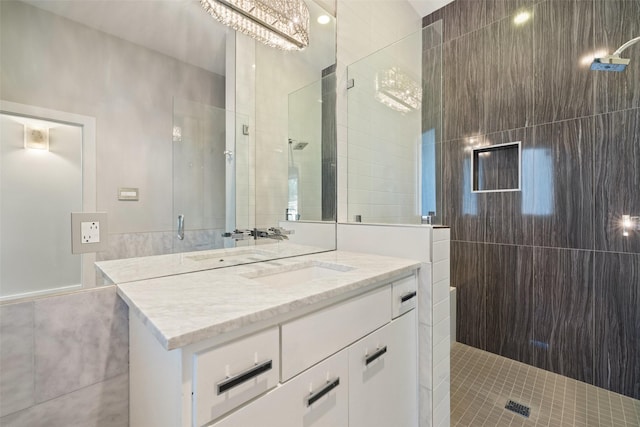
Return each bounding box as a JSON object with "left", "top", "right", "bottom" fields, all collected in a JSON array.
[{"left": 102, "top": 250, "right": 421, "bottom": 427}]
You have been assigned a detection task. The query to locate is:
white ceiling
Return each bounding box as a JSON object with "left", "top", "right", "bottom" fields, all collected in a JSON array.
[
  {"left": 23, "top": 0, "right": 448, "bottom": 77},
  {"left": 407, "top": 0, "right": 454, "bottom": 17},
  {"left": 23, "top": 0, "right": 229, "bottom": 76}
]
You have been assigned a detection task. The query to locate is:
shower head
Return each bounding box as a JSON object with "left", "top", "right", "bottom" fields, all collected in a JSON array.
[
  {"left": 590, "top": 36, "right": 639, "bottom": 72},
  {"left": 292, "top": 141, "right": 308, "bottom": 150},
  {"left": 590, "top": 55, "right": 629, "bottom": 72}
]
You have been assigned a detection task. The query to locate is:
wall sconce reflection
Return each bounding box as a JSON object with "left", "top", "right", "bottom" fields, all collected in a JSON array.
[
  {"left": 24, "top": 125, "right": 49, "bottom": 151},
  {"left": 622, "top": 215, "right": 640, "bottom": 237},
  {"left": 375, "top": 67, "right": 422, "bottom": 113},
  {"left": 172, "top": 126, "right": 182, "bottom": 142}
]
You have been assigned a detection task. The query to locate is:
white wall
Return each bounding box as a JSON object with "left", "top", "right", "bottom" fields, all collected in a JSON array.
[
  {"left": 0, "top": 115, "right": 82, "bottom": 298},
  {"left": 0, "top": 0, "right": 225, "bottom": 236},
  {"left": 346, "top": 30, "right": 423, "bottom": 224},
  {"left": 172, "top": 99, "right": 227, "bottom": 232},
  {"left": 336, "top": 0, "right": 422, "bottom": 223}
]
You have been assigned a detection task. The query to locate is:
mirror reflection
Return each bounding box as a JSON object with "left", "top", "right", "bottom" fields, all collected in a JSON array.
[
  {"left": 0, "top": 0, "right": 336, "bottom": 298},
  {"left": 287, "top": 71, "right": 337, "bottom": 222}
]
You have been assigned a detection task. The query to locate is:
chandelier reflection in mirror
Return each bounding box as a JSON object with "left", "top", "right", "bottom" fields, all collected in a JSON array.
[
  {"left": 200, "top": 0, "right": 309, "bottom": 50},
  {"left": 375, "top": 67, "right": 422, "bottom": 113}
]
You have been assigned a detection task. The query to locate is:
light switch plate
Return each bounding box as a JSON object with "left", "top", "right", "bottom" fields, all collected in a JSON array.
[{"left": 71, "top": 212, "right": 108, "bottom": 254}]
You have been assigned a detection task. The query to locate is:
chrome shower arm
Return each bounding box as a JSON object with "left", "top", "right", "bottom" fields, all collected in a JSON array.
[{"left": 613, "top": 36, "right": 640, "bottom": 56}]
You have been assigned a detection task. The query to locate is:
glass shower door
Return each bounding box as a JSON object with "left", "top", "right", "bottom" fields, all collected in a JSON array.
[
  {"left": 346, "top": 21, "right": 443, "bottom": 225},
  {"left": 172, "top": 99, "right": 251, "bottom": 253}
]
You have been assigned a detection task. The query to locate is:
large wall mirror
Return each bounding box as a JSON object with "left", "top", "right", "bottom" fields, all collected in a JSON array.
[{"left": 0, "top": 0, "right": 336, "bottom": 299}]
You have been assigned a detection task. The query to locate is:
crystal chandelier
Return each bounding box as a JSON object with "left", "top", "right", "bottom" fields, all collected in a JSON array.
[
  {"left": 201, "top": 0, "right": 310, "bottom": 51},
  {"left": 375, "top": 67, "right": 422, "bottom": 113}
]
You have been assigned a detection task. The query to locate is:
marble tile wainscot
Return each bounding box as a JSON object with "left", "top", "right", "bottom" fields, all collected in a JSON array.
[{"left": 0, "top": 286, "right": 129, "bottom": 426}]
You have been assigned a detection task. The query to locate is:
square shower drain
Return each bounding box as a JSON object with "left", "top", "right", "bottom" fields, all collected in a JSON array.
[{"left": 505, "top": 400, "right": 531, "bottom": 418}]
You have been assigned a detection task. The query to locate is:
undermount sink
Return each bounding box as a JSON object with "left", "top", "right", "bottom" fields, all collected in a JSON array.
[
  {"left": 187, "top": 249, "right": 272, "bottom": 262},
  {"left": 245, "top": 262, "right": 354, "bottom": 286}
]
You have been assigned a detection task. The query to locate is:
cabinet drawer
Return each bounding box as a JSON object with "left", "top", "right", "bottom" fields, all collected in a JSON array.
[
  {"left": 193, "top": 327, "right": 280, "bottom": 427},
  {"left": 210, "top": 350, "right": 348, "bottom": 427},
  {"left": 392, "top": 274, "right": 417, "bottom": 318},
  {"left": 281, "top": 285, "right": 391, "bottom": 381}
]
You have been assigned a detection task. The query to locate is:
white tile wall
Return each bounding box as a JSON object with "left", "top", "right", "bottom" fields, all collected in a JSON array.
[
  {"left": 336, "top": 0, "right": 421, "bottom": 224},
  {"left": 250, "top": 18, "right": 336, "bottom": 228},
  {"left": 433, "top": 259, "right": 451, "bottom": 284}
]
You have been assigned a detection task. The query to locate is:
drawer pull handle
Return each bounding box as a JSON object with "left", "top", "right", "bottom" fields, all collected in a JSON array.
[
  {"left": 365, "top": 346, "right": 388, "bottom": 366},
  {"left": 307, "top": 377, "right": 340, "bottom": 406},
  {"left": 217, "top": 359, "right": 273, "bottom": 395},
  {"left": 400, "top": 291, "right": 417, "bottom": 303}
]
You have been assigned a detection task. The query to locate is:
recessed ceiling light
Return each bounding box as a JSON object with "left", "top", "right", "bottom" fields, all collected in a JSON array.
[{"left": 317, "top": 15, "right": 330, "bottom": 25}]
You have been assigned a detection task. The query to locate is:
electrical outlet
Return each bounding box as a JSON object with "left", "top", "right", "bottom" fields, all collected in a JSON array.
[
  {"left": 81, "top": 221, "right": 100, "bottom": 243},
  {"left": 71, "top": 212, "right": 108, "bottom": 254}
]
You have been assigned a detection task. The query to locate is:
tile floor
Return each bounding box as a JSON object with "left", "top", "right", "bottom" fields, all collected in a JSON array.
[{"left": 451, "top": 343, "right": 640, "bottom": 427}]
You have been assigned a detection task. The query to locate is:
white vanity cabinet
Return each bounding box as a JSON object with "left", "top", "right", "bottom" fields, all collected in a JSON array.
[
  {"left": 127, "top": 268, "right": 418, "bottom": 427},
  {"left": 348, "top": 309, "right": 417, "bottom": 427}
]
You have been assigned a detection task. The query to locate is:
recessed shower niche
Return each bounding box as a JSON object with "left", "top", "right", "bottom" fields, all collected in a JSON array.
[{"left": 471, "top": 141, "right": 521, "bottom": 193}]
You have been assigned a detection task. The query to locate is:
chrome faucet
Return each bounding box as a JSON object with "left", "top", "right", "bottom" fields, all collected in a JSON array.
[
  {"left": 266, "top": 226, "right": 294, "bottom": 240},
  {"left": 222, "top": 227, "right": 294, "bottom": 241}
]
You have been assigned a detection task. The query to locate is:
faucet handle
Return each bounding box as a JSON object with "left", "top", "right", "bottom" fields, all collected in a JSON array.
[
  {"left": 269, "top": 226, "right": 294, "bottom": 236},
  {"left": 222, "top": 229, "right": 249, "bottom": 240}
]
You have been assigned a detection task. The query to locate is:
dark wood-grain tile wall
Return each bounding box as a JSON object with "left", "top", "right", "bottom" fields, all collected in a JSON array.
[
  {"left": 594, "top": 252, "right": 640, "bottom": 398},
  {"left": 485, "top": 244, "right": 534, "bottom": 365},
  {"left": 594, "top": 108, "right": 640, "bottom": 254},
  {"left": 452, "top": 241, "right": 487, "bottom": 350},
  {"left": 530, "top": 117, "right": 594, "bottom": 250},
  {"left": 532, "top": 248, "right": 594, "bottom": 384},
  {"left": 426, "top": 0, "right": 640, "bottom": 398},
  {"left": 532, "top": 0, "right": 594, "bottom": 125}
]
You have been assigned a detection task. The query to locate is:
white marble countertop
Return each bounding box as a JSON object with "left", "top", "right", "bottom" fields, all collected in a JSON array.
[
  {"left": 114, "top": 250, "right": 420, "bottom": 350},
  {"left": 96, "top": 242, "right": 332, "bottom": 285}
]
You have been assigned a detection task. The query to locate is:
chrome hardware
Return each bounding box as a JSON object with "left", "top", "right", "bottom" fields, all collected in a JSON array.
[
  {"left": 307, "top": 377, "right": 340, "bottom": 406},
  {"left": 222, "top": 229, "right": 250, "bottom": 240},
  {"left": 267, "top": 226, "right": 294, "bottom": 240},
  {"left": 224, "top": 150, "right": 233, "bottom": 160},
  {"left": 286, "top": 208, "right": 300, "bottom": 221},
  {"left": 222, "top": 227, "right": 294, "bottom": 241},
  {"left": 347, "top": 79, "right": 355, "bottom": 89},
  {"left": 242, "top": 124, "right": 249, "bottom": 135},
  {"left": 421, "top": 211, "right": 436, "bottom": 225},
  {"left": 177, "top": 214, "right": 185, "bottom": 240},
  {"left": 365, "top": 346, "right": 388, "bottom": 366},
  {"left": 217, "top": 360, "right": 273, "bottom": 395}
]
